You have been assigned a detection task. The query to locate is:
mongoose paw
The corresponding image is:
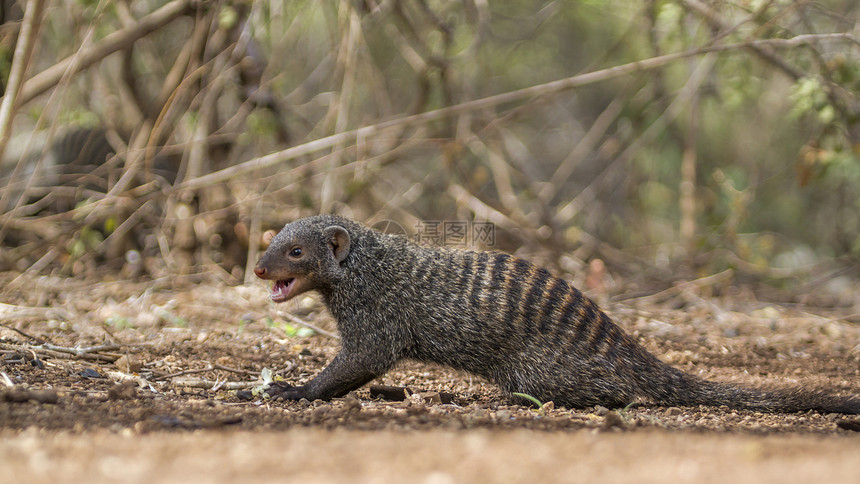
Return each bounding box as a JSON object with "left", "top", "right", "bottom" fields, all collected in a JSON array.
[{"left": 264, "top": 381, "right": 305, "bottom": 401}]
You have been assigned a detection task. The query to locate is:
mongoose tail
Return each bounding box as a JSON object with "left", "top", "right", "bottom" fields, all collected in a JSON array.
[
  {"left": 627, "top": 353, "right": 860, "bottom": 413},
  {"left": 255, "top": 215, "right": 860, "bottom": 414}
]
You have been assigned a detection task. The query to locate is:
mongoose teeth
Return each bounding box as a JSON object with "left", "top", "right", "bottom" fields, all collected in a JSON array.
[{"left": 271, "top": 278, "right": 296, "bottom": 302}]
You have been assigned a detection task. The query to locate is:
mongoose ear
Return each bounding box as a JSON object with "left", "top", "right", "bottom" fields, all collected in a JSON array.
[{"left": 324, "top": 226, "right": 351, "bottom": 263}]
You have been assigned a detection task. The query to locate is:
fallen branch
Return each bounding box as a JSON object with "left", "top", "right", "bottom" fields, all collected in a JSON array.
[
  {"left": 42, "top": 343, "right": 121, "bottom": 357},
  {"left": 170, "top": 378, "right": 258, "bottom": 390},
  {"left": 155, "top": 363, "right": 259, "bottom": 381},
  {"left": 0, "top": 342, "right": 118, "bottom": 363}
]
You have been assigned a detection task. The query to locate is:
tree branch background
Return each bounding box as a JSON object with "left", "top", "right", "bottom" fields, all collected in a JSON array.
[{"left": 1, "top": 0, "right": 858, "bottom": 298}]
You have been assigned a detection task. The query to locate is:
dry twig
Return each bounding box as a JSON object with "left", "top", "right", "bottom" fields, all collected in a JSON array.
[
  {"left": 0, "top": 322, "right": 47, "bottom": 345},
  {"left": 617, "top": 269, "right": 735, "bottom": 304}
]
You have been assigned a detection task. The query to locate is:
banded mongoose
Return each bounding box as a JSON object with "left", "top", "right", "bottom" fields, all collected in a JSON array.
[{"left": 254, "top": 215, "right": 860, "bottom": 413}]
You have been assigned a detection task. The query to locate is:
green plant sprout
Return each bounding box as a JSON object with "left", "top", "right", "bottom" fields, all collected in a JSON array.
[{"left": 513, "top": 392, "right": 549, "bottom": 416}]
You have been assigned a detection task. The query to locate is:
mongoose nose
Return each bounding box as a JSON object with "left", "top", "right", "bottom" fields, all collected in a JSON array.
[{"left": 253, "top": 266, "right": 266, "bottom": 278}]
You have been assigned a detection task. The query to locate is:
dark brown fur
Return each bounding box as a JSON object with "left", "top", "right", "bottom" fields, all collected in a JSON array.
[{"left": 254, "top": 215, "right": 860, "bottom": 413}]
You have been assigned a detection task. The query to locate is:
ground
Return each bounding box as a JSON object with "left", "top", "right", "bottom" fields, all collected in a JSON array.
[{"left": 1, "top": 270, "right": 859, "bottom": 482}]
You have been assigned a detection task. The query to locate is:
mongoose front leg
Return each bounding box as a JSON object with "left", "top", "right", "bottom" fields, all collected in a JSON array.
[{"left": 267, "top": 351, "right": 377, "bottom": 401}]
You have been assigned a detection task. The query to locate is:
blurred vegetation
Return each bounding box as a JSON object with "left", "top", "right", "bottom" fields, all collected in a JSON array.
[{"left": 0, "top": 0, "right": 858, "bottom": 294}]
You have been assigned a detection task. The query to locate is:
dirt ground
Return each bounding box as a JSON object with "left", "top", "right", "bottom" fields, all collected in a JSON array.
[{"left": 2, "top": 270, "right": 860, "bottom": 482}]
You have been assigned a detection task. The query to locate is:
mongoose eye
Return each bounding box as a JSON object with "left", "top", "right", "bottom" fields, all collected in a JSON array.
[{"left": 289, "top": 247, "right": 302, "bottom": 258}]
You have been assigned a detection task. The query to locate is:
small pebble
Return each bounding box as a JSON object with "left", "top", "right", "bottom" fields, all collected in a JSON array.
[
  {"left": 107, "top": 381, "right": 137, "bottom": 400},
  {"left": 79, "top": 368, "right": 104, "bottom": 379},
  {"left": 602, "top": 411, "right": 625, "bottom": 430},
  {"left": 114, "top": 355, "right": 141, "bottom": 373},
  {"left": 665, "top": 407, "right": 683, "bottom": 416},
  {"left": 495, "top": 410, "right": 512, "bottom": 420}
]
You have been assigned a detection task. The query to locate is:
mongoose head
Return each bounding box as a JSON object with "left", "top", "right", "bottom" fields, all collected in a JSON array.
[{"left": 253, "top": 217, "right": 352, "bottom": 302}]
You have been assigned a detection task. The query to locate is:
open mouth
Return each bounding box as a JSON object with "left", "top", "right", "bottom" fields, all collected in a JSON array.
[{"left": 270, "top": 278, "right": 297, "bottom": 303}]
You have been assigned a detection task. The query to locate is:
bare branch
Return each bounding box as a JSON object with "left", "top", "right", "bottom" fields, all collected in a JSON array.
[
  {"left": 684, "top": 0, "right": 804, "bottom": 80},
  {"left": 0, "top": 0, "right": 47, "bottom": 197},
  {"left": 178, "top": 32, "right": 856, "bottom": 190},
  {"left": 10, "top": 0, "right": 193, "bottom": 107}
]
